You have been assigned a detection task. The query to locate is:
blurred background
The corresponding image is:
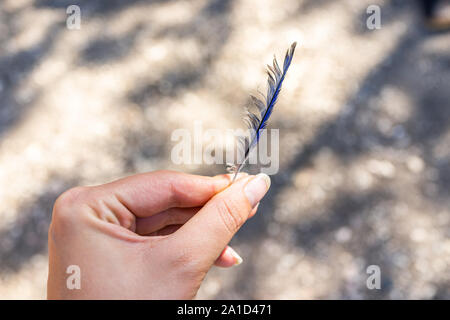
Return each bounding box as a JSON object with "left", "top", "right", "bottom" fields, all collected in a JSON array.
[{"left": 0, "top": 0, "right": 449, "bottom": 299}]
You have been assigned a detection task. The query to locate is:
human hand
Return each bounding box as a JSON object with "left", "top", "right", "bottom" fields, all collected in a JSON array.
[{"left": 47, "top": 170, "right": 270, "bottom": 299}]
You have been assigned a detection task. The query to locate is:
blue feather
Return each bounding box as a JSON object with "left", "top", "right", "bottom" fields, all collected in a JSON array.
[{"left": 228, "top": 42, "right": 297, "bottom": 181}]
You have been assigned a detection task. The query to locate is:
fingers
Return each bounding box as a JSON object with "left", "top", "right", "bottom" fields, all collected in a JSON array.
[
  {"left": 137, "top": 201, "right": 259, "bottom": 236},
  {"left": 135, "top": 207, "right": 200, "bottom": 235},
  {"left": 97, "top": 170, "right": 230, "bottom": 218},
  {"left": 147, "top": 224, "right": 183, "bottom": 236},
  {"left": 214, "top": 246, "right": 243, "bottom": 268},
  {"left": 168, "top": 173, "right": 271, "bottom": 268}
]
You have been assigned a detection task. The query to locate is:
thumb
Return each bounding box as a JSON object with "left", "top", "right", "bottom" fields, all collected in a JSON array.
[{"left": 167, "top": 173, "right": 271, "bottom": 268}]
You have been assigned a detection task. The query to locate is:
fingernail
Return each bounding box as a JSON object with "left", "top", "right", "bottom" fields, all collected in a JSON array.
[
  {"left": 227, "top": 247, "right": 243, "bottom": 265},
  {"left": 244, "top": 173, "right": 271, "bottom": 208}
]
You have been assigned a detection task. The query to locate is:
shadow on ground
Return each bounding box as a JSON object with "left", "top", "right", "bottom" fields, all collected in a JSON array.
[
  {"left": 218, "top": 14, "right": 450, "bottom": 298},
  {"left": 0, "top": 0, "right": 448, "bottom": 299}
]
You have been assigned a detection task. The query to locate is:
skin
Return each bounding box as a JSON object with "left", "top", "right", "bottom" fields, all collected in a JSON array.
[{"left": 47, "top": 170, "right": 270, "bottom": 299}]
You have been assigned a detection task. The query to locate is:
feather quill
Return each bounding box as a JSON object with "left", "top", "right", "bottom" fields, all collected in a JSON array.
[{"left": 227, "top": 42, "right": 297, "bottom": 182}]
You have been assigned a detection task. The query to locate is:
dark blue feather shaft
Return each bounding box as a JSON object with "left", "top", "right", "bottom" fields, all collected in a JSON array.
[{"left": 229, "top": 42, "right": 297, "bottom": 181}]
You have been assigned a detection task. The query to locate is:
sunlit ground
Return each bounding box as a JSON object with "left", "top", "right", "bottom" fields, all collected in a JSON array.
[{"left": 0, "top": 0, "right": 449, "bottom": 299}]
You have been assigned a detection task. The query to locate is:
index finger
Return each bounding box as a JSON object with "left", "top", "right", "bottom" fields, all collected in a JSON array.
[{"left": 98, "top": 170, "right": 231, "bottom": 218}]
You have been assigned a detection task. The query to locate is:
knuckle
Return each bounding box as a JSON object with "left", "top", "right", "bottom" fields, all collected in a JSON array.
[
  {"left": 216, "top": 197, "right": 245, "bottom": 235},
  {"left": 50, "top": 186, "right": 88, "bottom": 242},
  {"left": 168, "top": 179, "right": 183, "bottom": 207},
  {"left": 52, "top": 186, "right": 88, "bottom": 222}
]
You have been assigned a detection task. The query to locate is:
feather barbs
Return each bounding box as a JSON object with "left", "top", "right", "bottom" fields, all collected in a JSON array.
[{"left": 227, "top": 42, "right": 297, "bottom": 181}]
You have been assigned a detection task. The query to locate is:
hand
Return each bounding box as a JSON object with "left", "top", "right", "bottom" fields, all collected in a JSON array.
[{"left": 47, "top": 170, "right": 270, "bottom": 299}]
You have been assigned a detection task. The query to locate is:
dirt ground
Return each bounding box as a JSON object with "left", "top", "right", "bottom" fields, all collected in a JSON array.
[{"left": 0, "top": 0, "right": 449, "bottom": 299}]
